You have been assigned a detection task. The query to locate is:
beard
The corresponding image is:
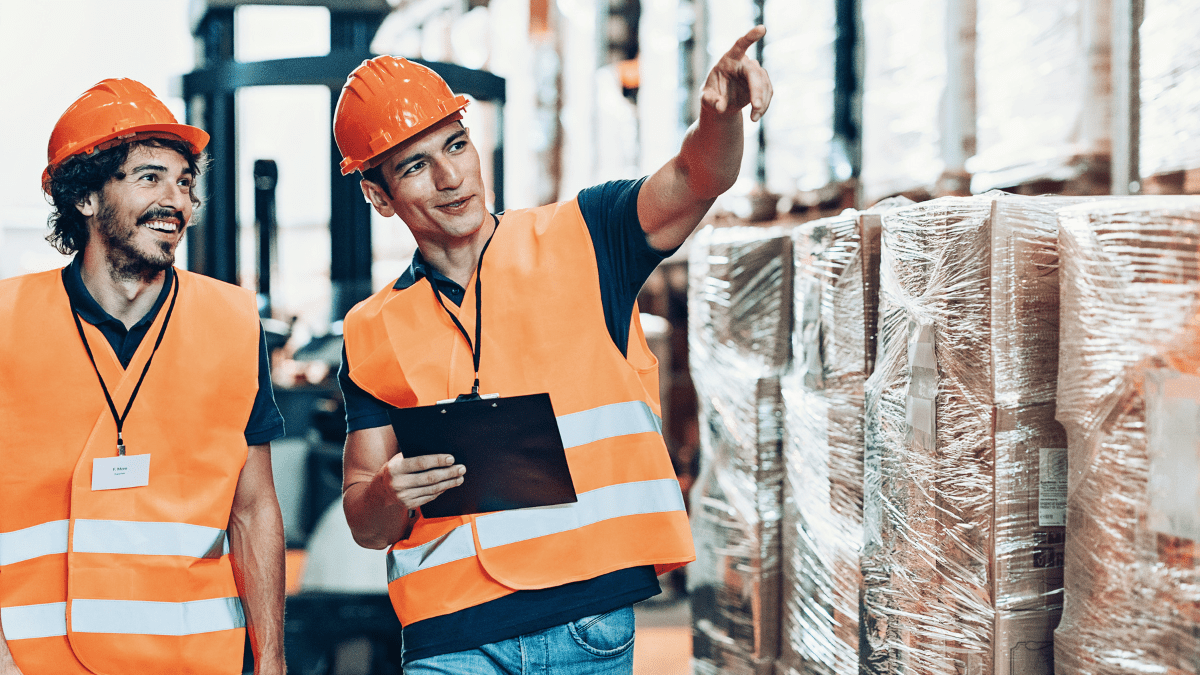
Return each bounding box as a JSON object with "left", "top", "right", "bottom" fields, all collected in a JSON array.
[{"left": 96, "top": 201, "right": 183, "bottom": 282}]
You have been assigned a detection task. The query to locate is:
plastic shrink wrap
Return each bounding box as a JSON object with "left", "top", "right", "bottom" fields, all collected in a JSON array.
[
  {"left": 971, "top": 0, "right": 1101, "bottom": 192},
  {"left": 689, "top": 223, "right": 793, "bottom": 675},
  {"left": 1054, "top": 197, "right": 1200, "bottom": 675},
  {"left": 1140, "top": 2, "right": 1200, "bottom": 179},
  {"left": 862, "top": 194, "right": 1089, "bottom": 675},
  {"left": 776, "top": 200, "right": 904, "bottom": 675}
]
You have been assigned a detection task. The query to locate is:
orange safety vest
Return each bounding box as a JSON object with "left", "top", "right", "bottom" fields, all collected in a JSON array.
[
  {"left": 344, "top": 200, "right": 696, "bottom": 627},
  {"left": 0, "top": 269, "right": 259, "bottom": 675}
]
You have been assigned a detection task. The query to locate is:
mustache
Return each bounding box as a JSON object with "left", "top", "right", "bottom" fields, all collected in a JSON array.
[{"left": 137, "top": 208, "right": 185, "bottom": 226}]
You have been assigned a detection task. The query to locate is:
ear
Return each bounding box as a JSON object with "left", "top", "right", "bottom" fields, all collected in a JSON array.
[
  {"left": 360, "top": 179, "right": 396, "bottom": 218},
  {"left": 76, "top": 192, "right": 99, "bottom": 218}
]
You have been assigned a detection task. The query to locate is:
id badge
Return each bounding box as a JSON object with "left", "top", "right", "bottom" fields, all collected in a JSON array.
[{"left": 92, "top": 454, "right": 151, "bottom": 491}]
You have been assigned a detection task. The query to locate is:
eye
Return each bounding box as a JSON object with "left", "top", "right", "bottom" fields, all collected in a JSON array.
[
  {"left": 140, "top": 173, "right": 158, "bottom": 182},
  {"left": 449, "top": 140, "right": 467, "bottom": 153},
  {"left": 402, "top": 161, "right": 426, "bottom": 177},
  {"left": 178, "top": 177, "right": 193, "bottom": 190}
]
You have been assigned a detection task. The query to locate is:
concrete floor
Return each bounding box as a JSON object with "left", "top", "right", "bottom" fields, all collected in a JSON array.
[{"left": 633, "top": 596, "right": 691, "bottom": 675}]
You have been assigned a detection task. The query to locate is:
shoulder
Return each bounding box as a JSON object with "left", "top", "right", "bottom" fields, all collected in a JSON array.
[
  {"left": 175, "top": 269, "right": 258, "bottom": 326},
  {"left": 0, "top": 269, "right": 65, "bottom": 315}
]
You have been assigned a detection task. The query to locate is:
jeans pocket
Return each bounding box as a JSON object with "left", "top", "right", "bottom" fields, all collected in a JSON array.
[{"left": 566, "top": 605, "right": 636, "bottom": 657}]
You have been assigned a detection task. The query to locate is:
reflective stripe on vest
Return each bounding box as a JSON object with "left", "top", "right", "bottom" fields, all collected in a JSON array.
[
  {"left": 73, "top": 519, "right": 228, "bottom": 558},
  {"left": 556, "top": 400, "right": 661, "bottom": 448},
  {"left": 0, "top": 602, "right": 67, "bottom": 640},
  {"left": 0, "top": 520, "right": 227, "bottom": 566},
  {"left": 387, "top": 523, "right": 475, "bottom": 583},
  {"left": 386, "top": 478, "right": 685, "bottom": 583},
  {"left": 0, "top": 520, "right": 68, "bottom": 566},
  {"left": 0, "top": 598, "right": 244, "bottom": 639}
]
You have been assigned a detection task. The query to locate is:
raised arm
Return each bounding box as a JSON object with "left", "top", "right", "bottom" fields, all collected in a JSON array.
[
  {"left": 228, "top": 443, "right": 286, "bottom": 675},
  {"left": 342, "top": 426, "right": 465, "bottom": 550},
  {"left": 638, "top": 25, "right": 773, "bottom": 252}
]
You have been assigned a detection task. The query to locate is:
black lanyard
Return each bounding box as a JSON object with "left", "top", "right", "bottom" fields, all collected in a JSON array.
[
  {"left": 430, "top": 214, "right": 500, "bottom": 400},
  {"left": 71, "top": 275, "right": 180, "bottom": 456}
]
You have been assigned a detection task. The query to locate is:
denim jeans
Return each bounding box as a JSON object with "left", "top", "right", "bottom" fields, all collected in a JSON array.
[{"left": 403, "top": 605, "right": 637, "bottom": 674}]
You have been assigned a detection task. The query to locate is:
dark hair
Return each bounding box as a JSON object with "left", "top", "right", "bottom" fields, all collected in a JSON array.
[
  {"left": 361, "top": 165, "right": 392, "bottom": 198},
  {"left": 45, "top": 137, "right": 204, "bottom": 255}
]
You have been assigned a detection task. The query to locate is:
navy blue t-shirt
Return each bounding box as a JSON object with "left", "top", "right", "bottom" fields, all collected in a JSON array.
[
  {"left": 62, "top": 258, "right": 286, "bottom": 445},
  {"left": 337, "top": 178, "right": 676, "bottom": 663}
]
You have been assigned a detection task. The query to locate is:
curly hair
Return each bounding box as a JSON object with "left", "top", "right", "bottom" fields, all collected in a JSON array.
[{"left": 45, "top": 138, "right": 204, "bottom": 255}]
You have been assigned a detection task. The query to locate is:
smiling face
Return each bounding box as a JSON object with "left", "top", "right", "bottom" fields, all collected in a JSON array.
[
  {"left": 79, "top": 144, "right": 194, "bottom": 281},
  {"left": 361, "top": 118, "right": 489, "bottom": 247}
]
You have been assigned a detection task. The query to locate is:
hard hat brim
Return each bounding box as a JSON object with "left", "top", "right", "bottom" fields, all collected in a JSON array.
[
  {"left": 42, "top": 123, "right": 210, "bottom": 192},
  {"left": 339, "top": 97, "right": 470, "bottom": 176}
]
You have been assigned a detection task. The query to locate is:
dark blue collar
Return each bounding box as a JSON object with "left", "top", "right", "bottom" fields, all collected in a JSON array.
[
  {"left": 61, "top": 256, "right": 175, "bottom": 334},
  {"left": 394, "top": 248, "right": 467, "bottom": 306}
]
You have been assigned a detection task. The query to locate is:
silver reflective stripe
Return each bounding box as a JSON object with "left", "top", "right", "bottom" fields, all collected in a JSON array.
[
  {"left": 556, "top": 401, "right": 662, "bottom": 449},
  {"left": 0, "top": 520, "right": 69, "bottom": 566},
  {"left": 0, "top": 602, "right": 67, "bottom": 640},
  {"left": 387, "top": 524, "right": 476, "bottom": 584},
  {"left": 475, "top": 479, "right": 686, "bottom": 549},
  {"left": 71, "top": 598, "right": 245, "bottom": 636},
  {"left": 73, "top": 520, "right": 227, "bottom": 559}
]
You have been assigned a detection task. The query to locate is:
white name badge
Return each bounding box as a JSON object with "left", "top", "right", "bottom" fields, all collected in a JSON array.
[{"left": 92, "top": 454, "right": 151, "bottom": 491}]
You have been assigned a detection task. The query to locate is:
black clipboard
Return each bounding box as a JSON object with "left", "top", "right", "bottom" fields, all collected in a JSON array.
[{"left": 387, "top": 392, "right": 578, "bottom": 518}]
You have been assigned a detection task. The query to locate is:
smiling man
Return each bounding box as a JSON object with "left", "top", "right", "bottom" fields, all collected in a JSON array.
[
  {"left": 334, "top": 26, "right": 772, "bottom": 675},
  {"left": 0, "top": 79, "right": 286, "bottom": 675}
]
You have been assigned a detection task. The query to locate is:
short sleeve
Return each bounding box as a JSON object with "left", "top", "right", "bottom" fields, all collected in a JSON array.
[{"left": 576, "top": 177, "right": 675, "bottom": 356}]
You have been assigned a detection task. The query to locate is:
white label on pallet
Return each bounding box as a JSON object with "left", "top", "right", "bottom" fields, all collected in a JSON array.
[
  {"left": 1146, "top": 369, "right": 1200, "bottom": 541},
  {"left": 1038, "top": 448, "right": 1068, "bottom": 527}
]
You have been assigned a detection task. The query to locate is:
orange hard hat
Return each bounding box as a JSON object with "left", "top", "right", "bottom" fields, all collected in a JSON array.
[
  {"left": 334, "top": 56, "right": 469, "bottom": 176},
  {"left": 43, "top": 78, "right": 209, "bottom": 191}
]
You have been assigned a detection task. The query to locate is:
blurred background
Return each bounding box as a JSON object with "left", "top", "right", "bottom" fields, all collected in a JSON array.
[{"left": 1, "top": 0, "right": 1196, "bottom": 673}]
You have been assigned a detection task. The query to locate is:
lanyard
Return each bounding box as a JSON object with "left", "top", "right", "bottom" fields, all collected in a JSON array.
[
  {"left": 71, "top": 275, "right": 179, "bottom": 456},
  {"left": 430, "top": 214, "right": 500, "bottom": 400}
]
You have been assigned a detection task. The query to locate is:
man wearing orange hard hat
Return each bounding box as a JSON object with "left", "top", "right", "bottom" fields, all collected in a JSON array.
[
  {"left": 0, "top": 79, "right": 286, "bottom": 675},
  {"left": 335, "top": 26, "right": 772, "bottom": 674}
]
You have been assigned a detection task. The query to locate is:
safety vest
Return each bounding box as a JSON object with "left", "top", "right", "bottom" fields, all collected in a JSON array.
[
  {"left": 344, "top": 199, "right": 695, "bottom": 627},
  {"left": 0, "top": 269, "right": 259, "bottom": 675}
]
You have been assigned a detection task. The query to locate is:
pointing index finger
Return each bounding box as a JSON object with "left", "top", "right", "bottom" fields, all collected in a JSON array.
[{"left": 727, "top": 25, "right": 766, "bottom": 60}]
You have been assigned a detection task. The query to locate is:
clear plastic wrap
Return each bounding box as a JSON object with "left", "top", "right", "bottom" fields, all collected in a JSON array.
[
  {"left": 860, "top": 0, "right": 947, "bottom": 202},
  {"left": 1139, "top": 2, "right": 1200, "bottom": 178},
  {"left": 689, "top": 223, "right": 793, "bottom": 675},
  {"left": 762, "top": 0, "right": 838, "bottom": 195},
  {"left": 862, "top": 194, "right": 1089, "bottom": 675},
  {"left": 971, "top": 0, "right": 1095, "bottom": 191},
  {"left": 1053, "top": 197, "right": 1200, "bottom": 675},
  {"left": 776, "top": 201, "right": 899, "bottom": 675}
]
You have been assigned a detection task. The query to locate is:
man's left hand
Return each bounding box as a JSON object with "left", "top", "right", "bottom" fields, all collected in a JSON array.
[{"left": 700, "top": 25, "right": 773, "bottom": 123}]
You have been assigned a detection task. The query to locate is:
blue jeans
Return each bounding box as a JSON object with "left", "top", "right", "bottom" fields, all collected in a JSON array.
[{"left": 403, "top": 605, "right": 637, "bottom": 674}]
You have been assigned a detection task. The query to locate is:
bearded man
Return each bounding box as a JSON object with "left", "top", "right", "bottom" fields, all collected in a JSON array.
[{"left": 0, "top": 79, "right": 286, "bottom": 675}]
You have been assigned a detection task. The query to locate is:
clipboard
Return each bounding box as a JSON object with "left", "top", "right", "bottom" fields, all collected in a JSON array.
[{"left": 387, "top": 392, "right": 578, "bottom": 518}]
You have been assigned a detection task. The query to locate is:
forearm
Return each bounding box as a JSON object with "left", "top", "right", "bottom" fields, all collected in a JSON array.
[
  {"left": 229, "top": 499, "right": 286, "bottom": 674},
  {"left": 343, "top": 466, "right": 413, "bottom": 549},
  {"left": 0, "top": 612, "right": 24, "bottom": 675},
  {"left": 676, "top": 104, "right": 745, "bottom": 199}
]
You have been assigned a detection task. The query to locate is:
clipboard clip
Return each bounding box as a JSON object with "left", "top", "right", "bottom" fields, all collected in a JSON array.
[{"left": 438, "top": 392, "right": 501, "bottom": 405}]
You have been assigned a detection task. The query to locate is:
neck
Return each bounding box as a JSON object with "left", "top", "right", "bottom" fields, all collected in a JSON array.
[
  {"left": 79, "top": 247, "right": 168, "bottom": 330},
  {"left": 418, "top": 214, "right": 497, "bottom": 288}
]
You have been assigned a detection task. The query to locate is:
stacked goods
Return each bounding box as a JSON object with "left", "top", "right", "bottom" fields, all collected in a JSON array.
[
  {"left": 689, "top": 224, "right": 794, "bottom": 675},
  {"left": 1140, "top": 3, "right": 1200, "bottom": 182},
  {"left": 1054, "top": 197, "right": 1200, "bottom": 675},
  {"left": 862, "top": 194, "right": 1088, "bottom": 675},
  {"left": 776, "top": 203, "right": 889, "bottom": 675}
]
